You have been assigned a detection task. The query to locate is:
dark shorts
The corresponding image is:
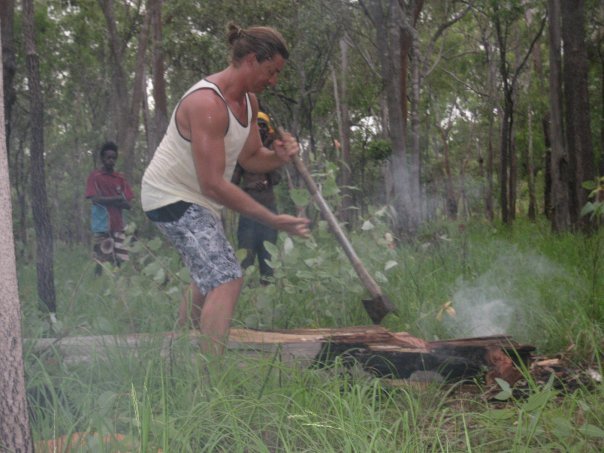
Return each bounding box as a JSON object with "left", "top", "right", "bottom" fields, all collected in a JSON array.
[
  {"left": 237, "top": 215, "right": 278, "bottom": 250},
  {"left": 152, "top": 204, "right": 242, "bottom": 295}
]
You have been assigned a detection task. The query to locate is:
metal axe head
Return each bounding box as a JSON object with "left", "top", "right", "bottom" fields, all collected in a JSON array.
[{"left": 363, "top": 295, "right": 397, "bottom": 324}]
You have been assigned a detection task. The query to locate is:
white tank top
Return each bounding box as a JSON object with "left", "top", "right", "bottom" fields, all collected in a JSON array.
[{"left": 141, "top": 79, "right": 251, "bottom": 216}]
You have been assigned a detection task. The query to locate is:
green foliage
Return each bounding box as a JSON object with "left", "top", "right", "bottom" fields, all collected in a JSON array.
[
  {"left": 18, "top": 217, "right": 604, "bottom": 451},
  {"left": 581, "top": 177, "right": 604, "bottom": 221},
  {"left": 366, "top": 139, "right": 392, "bottom": 161}
]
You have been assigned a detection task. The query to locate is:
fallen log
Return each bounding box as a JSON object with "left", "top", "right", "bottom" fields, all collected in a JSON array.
[{"left": 25, "top": 326, "right": 535, "bottom": 383}]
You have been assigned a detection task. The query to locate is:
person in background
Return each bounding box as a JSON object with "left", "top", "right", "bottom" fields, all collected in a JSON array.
[
  {"left": 141, "top": 23, "right": 310, "bottom": 355},
  {"left": 85, "top": 141, "right": 133, "bottom": 275},
  {"left": 231, "top": 110, "right": 281, "bottom": 284}
]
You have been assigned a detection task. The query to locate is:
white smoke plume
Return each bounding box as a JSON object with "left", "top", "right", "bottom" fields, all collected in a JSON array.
[{"left": 443, "top": 244, "right": 576, "bottom": 340}]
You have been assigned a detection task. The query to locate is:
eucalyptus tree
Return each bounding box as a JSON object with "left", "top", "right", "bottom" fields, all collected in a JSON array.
[
  {"left": 97, "top": 0, "right": 149, "bottom": 178},
  {"left": 311, "top": 1, "right": 389, "bottom": 220},
  {"left": 1, "top": 0, "right": 16, "bottom": 149},
  {"left": 355, "top": 0, "right": 479, "bottom": 233},
  {"left": 560, "top": 0, "right": 596, "bottom": 229},
  {"left": 410, "top": 1, "right": 475, "bottom": 221},
  {"left": 0, "top": 19, "right": 34, "bottom": 453},
  {"left": 359, "top": 0, "right": 419, "bottom": 236},
  {"left": 24, "top": 0, "right": 57, "bottom": 316},
  {"left": 489, "top": 0, "right": 546, "bottom": 224},
  {"left": 145, "top": 0, "right": 168, "bottom": 155},
  {"left": 546, "top": 0, "right": 596, "bottom": 232}
]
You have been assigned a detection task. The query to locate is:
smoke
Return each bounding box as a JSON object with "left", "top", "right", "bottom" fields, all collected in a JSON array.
[{"left": 443, "top": 244, "right": 573, "bottom": 339}]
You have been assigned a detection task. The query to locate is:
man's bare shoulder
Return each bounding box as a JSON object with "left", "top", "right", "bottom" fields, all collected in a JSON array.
[
  {"left": 180, "top": 87, "right": 226, "bottom": 114},
  {"left": 177, "top": 88, "right": 229, "bottom": 137}
]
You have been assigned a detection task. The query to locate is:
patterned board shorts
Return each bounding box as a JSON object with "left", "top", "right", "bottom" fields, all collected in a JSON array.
[{"left": 153, "top": 204, "right": 242, "bottom": 295}]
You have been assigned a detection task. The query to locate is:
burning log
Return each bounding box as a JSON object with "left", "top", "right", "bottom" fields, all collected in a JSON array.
[{"left": 26, "top": 326, "right": 535, "bottom": 384}]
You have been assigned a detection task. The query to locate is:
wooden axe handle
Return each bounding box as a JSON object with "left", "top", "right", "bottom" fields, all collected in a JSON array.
[{"left": 291, "top": 155, "right": 384, "bottom": 299}]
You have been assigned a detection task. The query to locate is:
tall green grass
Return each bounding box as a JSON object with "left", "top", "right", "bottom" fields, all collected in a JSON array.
[{"left": 19, "top": 218, "right": 603, "bottom": 451}]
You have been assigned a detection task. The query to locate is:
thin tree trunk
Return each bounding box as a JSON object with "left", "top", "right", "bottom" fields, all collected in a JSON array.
[
  {"left": 598, "top": 47, "right": 604, "bottom": 176},
  {"left": 543, "top": 114, "right": 552, "bottom": 218},
  {"left": 1, "top": 0, "right": 16, "bottom": 152},
  {"left": 98, "top": 0, "right": 150, "bottom": 178},
  {"left": 527, "top": 103, "right": 537, "bottom": 220},
  {"left": 601, "top": 52, "right": 604, "bottom": 177},
  {"left": 14, "top": 133, "right": 27, "bottom": 252},
  {"left": 547, "top": 0, "right": 571, "bottom": 231},
  {"left": 485, "top": 39, "right": 496, "bottom": 222},
  {"left": 332, "top": 37, "right": 353, "bottom": 227},
  {"left": 509, "top": 133, "right": 517, "bottom": 221},
  {"left": 148, "top": 0, "right": 167, "bottom": 153},
  {"left": 23, "top": 0, "right": 56, "bottom": 314},
  {"left": 409, "top": 20, "right": 423, "bottom": 225},
  {"left": 524, "top": 6, "right": 541, "bottom": 221},
  {"left": 362, "top": 0, "right": 418, "bottom": 236},
  {"left": 0, "top": 16, "right": 34, "bottom": 451},
  {"left": 561, "top": 0, "right": 595, "bottom": 229},
  {"left": 437, "top": 126, "right": 457, "bottom": 220}
]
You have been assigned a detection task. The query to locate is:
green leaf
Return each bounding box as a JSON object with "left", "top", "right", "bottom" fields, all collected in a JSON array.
[
  {"left": 129, "top": 240, "right": 144, "bottom": 253},
  {"left": 375, "top": 271, "right": 388, "bottom": 283},
  {"left": 235, "top": 248, "right": 247, "bottom": 261},
  {"left": 485, "top": 409, "right": 515, "bottom": 420},
  {"left": 578, "top": 423, "right": 604, "bottom": 439},
  {"left": 153, "top": 268, "right": 166, "bottom": 284},
  {"left": 322, "top": 178, "right": 340, "bottom": 197},
  {"left": 550, "top": 417, "right": 574, "bottom": 438},
  {"left": 580, "top": 202, "right": 595, "bottom": 217},
  {"left": 522, "top": 390, "right": 553, "bottom": 412},
  {"left": 384, "top": 260, "right": 398, "bottom": 271},
  {"left": 304, "top": 258, "right": 319, "bottom": 267},
  {"left": 142, "top": 261, "right": 161, "bottom": 277},
  {"left": 283, "top": 237, "right": 294, "bottom": 254},
  {"left": 147, "top": 237, "right": 163, "bottom": 251},
  {"left": 290, "top": 188, "right": 310, "bottom": 207},
  {"left": 264, "top": 241, "right": 279, "bottom": 257},
  {"left": 361, "top": 220, "right": 375, "bottom": 231},
  {"left": 494, "top": 378, "right": 512, "bottom": 400}
]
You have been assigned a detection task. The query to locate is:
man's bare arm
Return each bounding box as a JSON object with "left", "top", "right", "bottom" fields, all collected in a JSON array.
[{"left": 183, "top": 90, "right": 310, "bottom": 237}]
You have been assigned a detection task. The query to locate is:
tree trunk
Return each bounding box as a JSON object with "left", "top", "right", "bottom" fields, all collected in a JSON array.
[
  {"left": 24, "top": 0, "right": 56, "bottom": 314},
  {"left": 409, "top": 15, "right": 423, "bottom": 226},
  {"left": 363, "top": 0, "right": 418, "bottom": 236},
  {"left": 332, "top": 37, "right": 353, "bottom": 227},
  {"left": 600, "top": 50, "right": 604, "bottom": 177},
  {"left": 493, "top": 5, "right": 545, "bottom": 225},
  {"left": 493, "top": 7, "right": 513, "bottom": 224},
  {"left": 437, "top": 126, "right": 457, "bottom": 220},
  {"left": 526, "top": 7, "right": 550, "bottom": 220},
  {"left": 509, "top": 134, "right": 517, "bottom": 221},
  {"left": 98, "top": 0, "right": 150, "bottom": 178},
  {"left": 1, "top": 0, "right": 16, "bottom": 152},
  {"left": 526, "top": 103, "right": 537, "bottom": 220},
  {"left": 547, "top": 0, "right": 572, "bottom": 232},
  {"left": 148, "top": 0, "right": 168, "bottom": 155},
  {"left": 543, "top": 115, "right": 552, "bottom": 218},
  {"left": 561, "top": 0, "right": 595, "bottom": 229},
  {"left": 0, "top": 21, "right": 34, "bottom": 451},
  {"left": 485, "top": 37, "right": 497, "bottom": 222}
]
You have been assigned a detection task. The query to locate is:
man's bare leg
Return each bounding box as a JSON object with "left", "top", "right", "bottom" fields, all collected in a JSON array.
[
  {"left": 178, "top": 283, "right": 204, "bottom": 329},
  {"left": 198, "top": 277, "right": 243, "bottom": 355}
]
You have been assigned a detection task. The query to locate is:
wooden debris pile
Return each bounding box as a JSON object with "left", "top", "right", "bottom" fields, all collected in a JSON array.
[
  {"left": 228, "top": 325, "right": 536, "bottom": 383},
  {"left": 36, "top": 326, "right": 601, "bottom": 388}
]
